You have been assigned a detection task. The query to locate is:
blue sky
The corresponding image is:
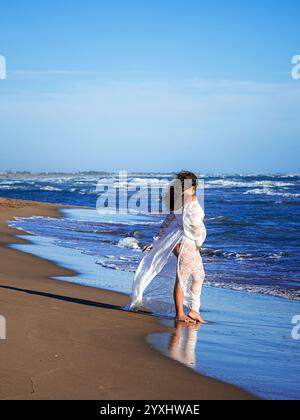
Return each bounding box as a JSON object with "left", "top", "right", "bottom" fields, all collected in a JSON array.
[{"left": 0, "top": 0, "right": 299, "bottom": 173}]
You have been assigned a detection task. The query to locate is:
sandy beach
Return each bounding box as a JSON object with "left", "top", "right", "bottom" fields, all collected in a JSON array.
[{"left": 0, "top": 198, "right": 254, "bottom": 400}]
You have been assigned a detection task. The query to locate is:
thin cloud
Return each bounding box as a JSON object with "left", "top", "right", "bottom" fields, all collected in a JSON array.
[{"left": 11, "top": 69, "right": 98, "bottom": 79}]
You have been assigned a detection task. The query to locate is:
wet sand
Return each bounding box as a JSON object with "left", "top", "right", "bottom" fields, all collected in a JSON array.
[{"left": 0, "top": 198, "right": 254, "bottom": 400}]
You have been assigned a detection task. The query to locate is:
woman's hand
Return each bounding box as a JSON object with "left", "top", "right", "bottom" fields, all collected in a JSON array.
[{"left": 143, "top": 244, "right": 154, "bottom": 253}]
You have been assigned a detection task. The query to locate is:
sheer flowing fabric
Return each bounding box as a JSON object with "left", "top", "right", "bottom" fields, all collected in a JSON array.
[{"left": 130, "top": 198, "right": 206, "bottom": 314}]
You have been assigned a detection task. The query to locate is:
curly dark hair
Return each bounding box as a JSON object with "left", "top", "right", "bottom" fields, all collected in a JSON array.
[
  {"left": 165, "top": 170, "right": 199, "bottom": 212},
  {"left": 176, "top": 170, "right": 199, "bottom": 190}
]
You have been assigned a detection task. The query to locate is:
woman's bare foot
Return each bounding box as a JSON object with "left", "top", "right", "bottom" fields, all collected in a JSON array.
[
  {"left": 175, "top": 313, "right": 190, "bottom": 323},
  {"left": 188, "top": 310, "right": 207, "bottom": 324}
]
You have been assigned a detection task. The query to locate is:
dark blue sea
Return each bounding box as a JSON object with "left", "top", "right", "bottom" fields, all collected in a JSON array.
[{"left": 2, "top": 172, "right": 300, "bottom": 301}]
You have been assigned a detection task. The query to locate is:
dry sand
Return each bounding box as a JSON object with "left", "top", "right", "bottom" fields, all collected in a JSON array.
[{"left": 0, "top": 198, "right": 255, "bottom": 400}]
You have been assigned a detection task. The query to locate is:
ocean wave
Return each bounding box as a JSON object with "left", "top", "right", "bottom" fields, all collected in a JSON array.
[
  {"left": 95, "top": 257, "right": 137, "bottom": 272},
  {"left": 95, "top": 177, "right": 170, "bottom": 188},
  {"left": 95, "top": 260, "right": 122, "bottom": 271},
  {"left": 0, "top": 184, "right": 63, "bottom": 192},
  {"left": 118, "top": 237, "right": 141, "bottom": 250},
  {"left": 79, "top": 189, "right": 98, "bottom": 195},
  {"left": 206, "top": 180, "right": 296, "bottom": 189},
  {"left": 244, "top": 188, "right": 300, "bottom": 198},
  {"left": 202, "top": 248, "right": 291, "bottom": 260},
  {"left": 207, "top": 216, "right": 230, "bottom": 222},
  {"left": 0, "top": 180, "right": 22, "bottom": 185},
  {"left": 40, "top": 186, "right": 62, "bottom": 192},
  {"left": 205, "top": 280, "right": 300, "bottom": 301},
  {"left": 95, "top": 255, "right": 300, "bottom": 301},
  {"left": 2, "top": 175, "right": 298, "bottom": 199},
  {"left": 0, "top": 185, "right": 17, "bottom": 190}
]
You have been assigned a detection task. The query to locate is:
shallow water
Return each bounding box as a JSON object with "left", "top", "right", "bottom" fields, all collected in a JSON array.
[
  {"left": 148, "top": 287, "right": 300, "bottom": 400},
  {"left": 8, "top": 207, "right": 300, "bottom": 400}
]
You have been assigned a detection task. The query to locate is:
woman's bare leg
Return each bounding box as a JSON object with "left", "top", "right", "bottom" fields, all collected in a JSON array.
[
  {"left": 188, "top": 256, "right": 207, "bottom": 324},
  {"left": 173, "top": 243, "right": 189, "bottom": 322},
  {"left": 173, "top": 276, "right": 189, "bottom": 322}
]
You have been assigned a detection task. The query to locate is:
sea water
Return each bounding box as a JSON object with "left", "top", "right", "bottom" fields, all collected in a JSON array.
[{"left": 4, "top": 173, "right": 300, "bottom": 399}]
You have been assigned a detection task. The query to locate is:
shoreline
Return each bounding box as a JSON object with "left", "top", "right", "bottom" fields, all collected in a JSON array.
[{"left": 0, "top": 198, "right": 254, "bottom": 400}]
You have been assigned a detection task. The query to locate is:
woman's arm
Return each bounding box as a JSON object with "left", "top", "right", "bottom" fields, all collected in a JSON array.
[
  {"left": 143, "top": 213, "right": 175, "bottom": 252},
  {"left": 156, "top": 212, "right": 176, "bottom": 240},
  {"left": 183, "top": 199, "right": 206, "bottom": 248}
]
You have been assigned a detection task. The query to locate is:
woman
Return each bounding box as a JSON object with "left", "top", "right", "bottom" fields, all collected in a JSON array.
[{"left": 130, "top": 171, "right": 207, "bottom": 324}]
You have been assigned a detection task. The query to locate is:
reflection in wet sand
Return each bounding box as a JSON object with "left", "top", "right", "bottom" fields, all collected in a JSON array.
[{"left": 167, "top": 321, "right": 203, "bottom": 368}]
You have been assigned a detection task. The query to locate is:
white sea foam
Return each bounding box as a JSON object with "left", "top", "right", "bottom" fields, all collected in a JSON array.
[
  {"left": 40, "top": 186, "right": 62, "bottom": 192},
  {"left": 201, "top": 247, "right": 289, "bottom": 260},
  {"left": 206, "top": 180, "right": 295, "bottom": 189},
  {"left": 207, "top": 216, "right": 229, "bottom": 222},
  {"left": 205, "top": 280, "right": 300, "bottom": 301},
  {"left": 244, "top": 188, "right": 300, "bottom": 198},
  {"left": 95, "top": 260, "right": 121, "bottom": 271},
  {"left": 118, "top": 237, "right": 141, "bottom": 250}
]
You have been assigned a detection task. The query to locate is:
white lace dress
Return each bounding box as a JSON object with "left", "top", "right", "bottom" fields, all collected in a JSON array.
[{"left": 130, "top": 198, "right": 206, "bottom": 314}]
